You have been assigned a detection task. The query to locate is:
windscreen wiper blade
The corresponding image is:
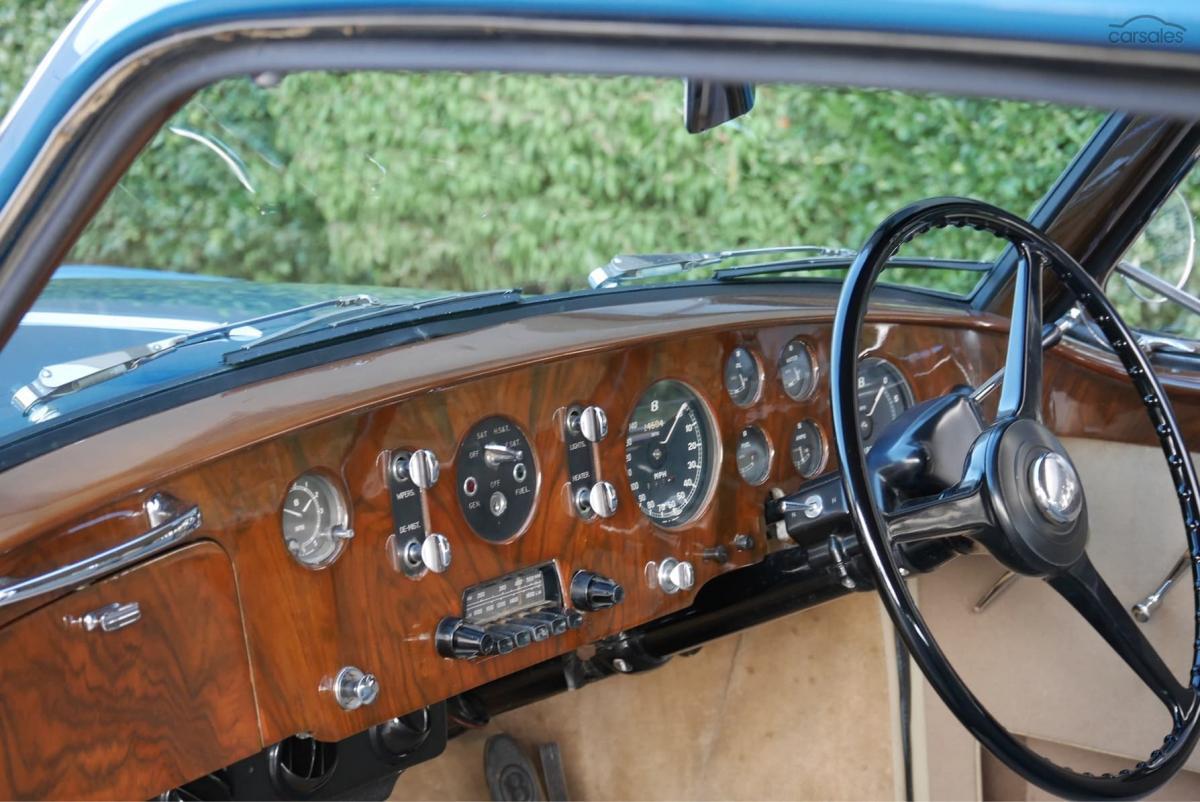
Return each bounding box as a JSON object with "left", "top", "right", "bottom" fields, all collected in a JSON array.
[
  {"left": 224, "top": 289, "right": 524, "bottom": 365},
  {"left": 12, "top": 294, "right": 377, "bottom": 416},
  {"left": 588, "top": 245, "right": 857, "bottom": 288}
]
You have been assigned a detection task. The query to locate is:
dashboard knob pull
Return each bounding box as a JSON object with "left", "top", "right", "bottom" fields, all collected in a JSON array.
[
  {"left": 588, "top": 481, "right": 618, "bottom": 518},
  {"left": 332, "top": 665, "right": 380, "bottom": 710},
  {"left": 570, "top": 570, "right": 624, "bottom": 611},
  {"left": 578, "top": 405, "right": 609, "bottom": 443},
  {"left": 420, "top": 533, "right": 452, "bottom": 573},
  {"left": 435, "top": 617, "right": 496, "bottom": 659},
  {"left": 656, "top": 557, "right": 696, "bottom": 594},
  {"left": 408, "top": 449, "right": 440, "bottom": 489}
]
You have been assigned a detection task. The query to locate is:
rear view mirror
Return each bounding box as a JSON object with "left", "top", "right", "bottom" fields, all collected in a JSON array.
[{"left": 683, "top": 80, "right": 755, "bottom": 134}]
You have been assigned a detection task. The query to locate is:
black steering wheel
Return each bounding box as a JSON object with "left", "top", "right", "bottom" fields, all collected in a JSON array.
[{"left": 831, "top": 197, "right": 1200, "bottom": 799}]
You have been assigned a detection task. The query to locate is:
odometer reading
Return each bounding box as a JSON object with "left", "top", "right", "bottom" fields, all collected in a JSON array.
[{"left": 625, "top": 380, "right": 716, "bottom": 527}]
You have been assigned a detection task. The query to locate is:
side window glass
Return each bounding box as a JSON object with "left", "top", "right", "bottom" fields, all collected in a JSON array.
[{"left": 1105, "top": 181, "right": 1200, "bottom": 342}]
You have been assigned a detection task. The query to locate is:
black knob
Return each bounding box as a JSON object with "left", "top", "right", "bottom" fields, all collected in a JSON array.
[
  {"left": 570, "top": 571, "right": 624, "bottom": 611},
  {"left": 435, "top": 618, "right": 495, "bottom": 659}
]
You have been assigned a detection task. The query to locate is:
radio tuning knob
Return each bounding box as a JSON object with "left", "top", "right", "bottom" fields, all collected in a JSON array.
[
  {"left": 435, "top": 617, "right": 496, "bottom": 659},
  {"left": 588, "top": 481, "right": 618, "bottom": 518},
  {"left": 577, "top": 405, "right": 609, "bottom": 443},
  {"left": 570, "top": 571, "right": 624, "bottom": 611},
  {"left": 409, "top": 449, "right": 440, "bottom": 489},
  {"left": 420, "top": 533, "right": 452, "bottom": 573}
]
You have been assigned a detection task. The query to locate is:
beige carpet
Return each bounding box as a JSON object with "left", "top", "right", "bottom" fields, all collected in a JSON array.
[{"left": 391, "top": 593, "right": 898, "bottom": 801}]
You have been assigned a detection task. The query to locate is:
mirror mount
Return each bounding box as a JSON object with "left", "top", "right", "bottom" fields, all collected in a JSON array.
[{"left": 683, "top": 80, "right": 755, "bottom": 134}]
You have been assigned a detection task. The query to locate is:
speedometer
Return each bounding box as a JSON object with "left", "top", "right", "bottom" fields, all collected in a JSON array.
[
  {"left": 856, "top": 357, "right": 914, "bottom": 448},
  {"left": 624, "top": 380, "right": 716, "bottom": 527}
]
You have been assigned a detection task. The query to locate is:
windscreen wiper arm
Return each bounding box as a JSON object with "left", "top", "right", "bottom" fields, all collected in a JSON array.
[
  {"left": 224, "top": 289, "right": 524, "bottom": 365},
  {"left": 12, "top": 294, "right": 377, "bottom": 416},
  {"left": 588, "top": 245, "right": 857, "bottom": 288}
]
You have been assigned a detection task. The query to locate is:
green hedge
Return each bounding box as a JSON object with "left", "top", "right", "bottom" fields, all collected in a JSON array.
[{"left": 4, "top": 2, "right": 1108, "bottom": 299}]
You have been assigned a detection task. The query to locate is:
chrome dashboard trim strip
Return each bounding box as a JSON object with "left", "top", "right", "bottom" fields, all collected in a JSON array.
[{"left": 0, "top": 493, "right": 200, "bottom": 608}]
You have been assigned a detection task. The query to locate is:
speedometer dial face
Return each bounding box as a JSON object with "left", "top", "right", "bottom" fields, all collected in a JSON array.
[
  {"left": 856, "top": 357, "right": 914, "bottom": 449},
  {"left": 624, "top": 380, "right": 716, "bottom": 527},
  {"left": 723, "top": 347, "right": 762, "bottom": 407},
  {"left": 778, "top": 338, "right": 817, "bottom": 401}
]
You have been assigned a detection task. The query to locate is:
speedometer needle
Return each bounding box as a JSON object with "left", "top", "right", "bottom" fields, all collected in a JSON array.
[{"left": 661, "top": 403, "right": 688, "bottom": 445}]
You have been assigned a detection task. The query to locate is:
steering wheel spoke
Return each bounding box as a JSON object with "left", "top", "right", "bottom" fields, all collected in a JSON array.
[
  {"left": 884, "top": 479, "right": 992, "bottom": 545},
  {"left": 997, "top": 244, "right": 1045, "bottom": 422},
  {"left": 1047, "top": 554, "right": 1194, "bottom": 720}
]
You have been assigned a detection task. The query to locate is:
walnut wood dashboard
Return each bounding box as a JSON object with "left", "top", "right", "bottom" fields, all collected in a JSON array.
[{"left": 1, "top": 289, "right": 1196, "bottom": 799}]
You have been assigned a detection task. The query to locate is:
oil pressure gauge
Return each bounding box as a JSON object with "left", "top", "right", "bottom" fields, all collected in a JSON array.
[{"left": 281, "top": 472, "right": 353, "bottom": 569}]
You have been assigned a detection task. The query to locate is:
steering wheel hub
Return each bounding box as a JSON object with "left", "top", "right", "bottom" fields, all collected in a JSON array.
[{"left": 1029, "top": 450, "right": 1082, "bottom": 525}]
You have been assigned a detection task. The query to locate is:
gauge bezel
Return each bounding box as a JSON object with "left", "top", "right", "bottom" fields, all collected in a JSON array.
[
  {"left": 777, "top": 337, "right": 819, "bottom": 401},
  {"left": 723, "top": 346, "right": 764, "bottom": 408},
  {"left": 623, "top": 378, "right": 721, "bottom": 530},
  {"left": 734, "top": 424, "right": 774, "bottom": 486},
  {"left": 789, "top": 418, "right": 828, "bottom": 479},
  {"left": 280, "top": 470, "right": 351, "bottom": 570},
  {"left": 455, "top": 415, "right": 541, "bottom": 544}
]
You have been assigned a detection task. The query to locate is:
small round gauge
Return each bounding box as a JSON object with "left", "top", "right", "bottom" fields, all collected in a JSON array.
[
  {"left": 456, "top": 416, "right": 538, "bottom": 543},
  {"left": 778, "top": 338, "right": 818, "bottom": 401},
  {"left": 790, "top": 419, "right": 826, "bottom": 478},
  {"left": 625, "top": 380, "right": 717, "bottom": 527},
  {"left": 281, "top": 472, "right": 352, "bottom": 569},
  {"left": 857, "top": 357, "right": 915, "bottom": 448},
  {"left": 735, "top": 425, "right": 772, "bottom": 485},
  {"left": 724, "top": 347, "right": 762, "bottom": 407}
]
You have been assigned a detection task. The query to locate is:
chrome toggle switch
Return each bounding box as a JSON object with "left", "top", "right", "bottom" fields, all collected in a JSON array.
[
  {"left": 420, "top": 533, "right": 452, "bottom": 574},
  {"left": 656, "top": 557, "right": 695, "bottom": 595},
  {"left": 332, "top": 665, "right": 380, "bottom": 711},
  {"left": 588, "top": 481, "right": 618, "bottom": 518},
  {"left": 483, "top": 443, "right": 524, "bottom": 468},
  {"left": 573, "top": 405, "right": 609, "bottom": 443},
  {"left": 408, "top": 449, "right": 440, "bottom": 489}
]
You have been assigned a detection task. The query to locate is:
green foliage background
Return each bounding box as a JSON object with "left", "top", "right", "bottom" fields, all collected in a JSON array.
[{"left": 10, "top": 0, "right": 1175, "bottom": 312}]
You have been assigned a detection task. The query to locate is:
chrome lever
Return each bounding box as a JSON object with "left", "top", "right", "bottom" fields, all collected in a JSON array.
[
  {"left": 972, "top": 569, "right": 1019, "bottom": 613},
  {"left": 1132, "top": 552, "right": 1190, "bottom": 623},
  {"left": 64, "top": 601, "right": 141, "bottom": 633},
  {"left": 0, "top": 493, "right": 201, "bottom": 608}
]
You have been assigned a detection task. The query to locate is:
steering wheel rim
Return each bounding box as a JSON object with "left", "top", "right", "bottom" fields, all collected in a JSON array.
[{"left": 831, "top": 197, "right": 1200, "bottom": 800}]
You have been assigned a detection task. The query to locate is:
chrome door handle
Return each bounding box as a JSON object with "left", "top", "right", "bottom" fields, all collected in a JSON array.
[
  {"left": 65, "top": 601, "right": 141, "bottom": 632},
  {"left": 0, "top": 493, "right": 201, "bottom": 608}
]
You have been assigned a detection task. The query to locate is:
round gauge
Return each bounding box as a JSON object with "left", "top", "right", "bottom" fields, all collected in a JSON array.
[
  {"left": 456, "top": 416, "right": 538, "bottom": 543},
  {"left": 857, "top": 357, "right": 915, "bottom": 448},
  {"left": 624, "top": 380, "right": 717, "bottom": 527},
  {"left": 735, "top": 425, "right": 772, "bottom": 485},
  {"left": 778, "top": 338, "right": 818, "bottom": 401},
  {"left": 723, "top": 347, "right": 762, "bottom": 407},
  {"left": 281, "top": 472, "right": 352, "bottom": 569},
  {"left": 790, "top": 419, "right": 826, "bottom": 478}
]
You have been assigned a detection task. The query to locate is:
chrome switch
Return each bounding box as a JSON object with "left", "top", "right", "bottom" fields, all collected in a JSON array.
[
  {"left": 577, "top": 405, "right": 609, "bottom": 443},
  {"left": 420, "top": 533, "right": 452, "bottom": 574},
  {"left": 408, "top": 449, "right": 441, "bottom": 489},
  {"left": 656, "top": 557, "right": 695, "bottom": 595},
  {"left": 588, "top": 481, "right": 618, "bottom": 518},
  {"left": 332, "top": 665, "right": 380, "bottom": 711}
]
